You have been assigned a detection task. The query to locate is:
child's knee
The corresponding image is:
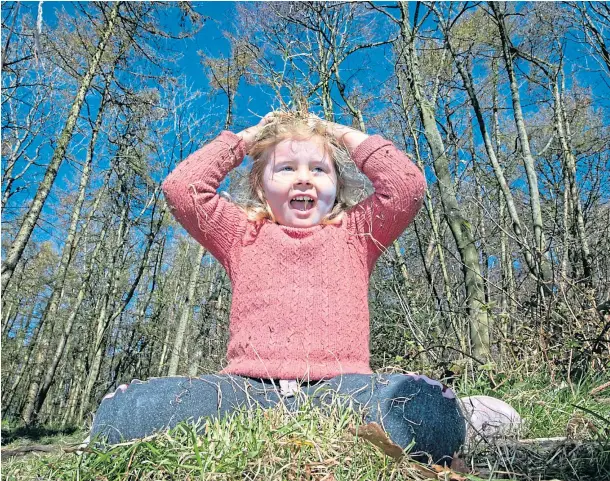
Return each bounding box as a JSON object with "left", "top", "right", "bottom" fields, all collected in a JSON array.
[{"left": 368, "top": 373, "right": 466, "bottom": 463}]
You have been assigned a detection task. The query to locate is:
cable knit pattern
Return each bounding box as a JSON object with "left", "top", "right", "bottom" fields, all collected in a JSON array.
[{"left": 162, "top": 130, "right": 426, "bottom": 380}]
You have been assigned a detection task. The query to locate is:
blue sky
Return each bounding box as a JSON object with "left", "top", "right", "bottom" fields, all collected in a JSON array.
[
  {"left": 3, "top": 2, "right": 609, "bottom": 252},
  {"left": 29, "top": 1, "right": 610, "bottom": 136}
]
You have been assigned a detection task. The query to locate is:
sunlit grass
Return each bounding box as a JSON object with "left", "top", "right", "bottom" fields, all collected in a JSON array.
[
  {"left": 457, "top": 370, "right": 610, "bottom": 440},
  {"left": 3, "top": 370, "right": 609, "bottom": 480},
  {"left": 3, "top": 401, "right": 481, "bottom": 481}
]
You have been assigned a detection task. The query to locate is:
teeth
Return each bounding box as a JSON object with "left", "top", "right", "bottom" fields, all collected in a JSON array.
[{"left": 290, "top": 196, "right": 314, "bottom": 211}]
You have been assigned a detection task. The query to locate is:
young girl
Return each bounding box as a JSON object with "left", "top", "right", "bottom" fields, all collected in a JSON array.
[{"left": 90, "top": 112, "right": 466, "bottom": 464}]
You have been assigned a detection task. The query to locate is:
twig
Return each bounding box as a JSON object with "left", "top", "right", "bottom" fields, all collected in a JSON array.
[
  {"left": 1, "top": 443, "right": 96, "bottom": 461},
  {"left": 590, "top": 381, "right": 610, "bottom": 396}
]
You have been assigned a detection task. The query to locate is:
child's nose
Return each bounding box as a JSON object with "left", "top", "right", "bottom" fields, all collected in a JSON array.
[{"left": 294, "top": 167, "right": 313, "bottom": 184}]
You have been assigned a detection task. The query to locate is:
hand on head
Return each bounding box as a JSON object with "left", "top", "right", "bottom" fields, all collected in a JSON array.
[
  {"left": 236, "top": 111, "right": 279, "bottom": 153},
  {"left": 237, "top": 110, "right": 363, "bottom": 154}
]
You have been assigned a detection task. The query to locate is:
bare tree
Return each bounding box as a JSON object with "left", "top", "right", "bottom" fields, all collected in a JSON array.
[
  {"left": 1, "top": 2, "right": 121, "bottom": 292},
  {"left": 395, "top": 1, "right": 490, "bottom": 360}
]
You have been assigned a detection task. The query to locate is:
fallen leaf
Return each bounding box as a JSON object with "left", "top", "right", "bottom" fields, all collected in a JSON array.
[
  {"left": 407, "top": 463, "right": 437, "bottom": 479},
  {"left": 349, "top": 422, "right": 403, "bottom": 459},
  {"left": 449, "top": 453, "right": 469, "bottom": 474},
  {"left": 431, "top": 464, "right": 467, "bottom": 480}
]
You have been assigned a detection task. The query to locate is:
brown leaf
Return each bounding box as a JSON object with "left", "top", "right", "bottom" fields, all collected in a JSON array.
[
  {"left": 349, "top": 422, "right": 403, "bottom": 459},
  {"left": 431, "top": 463, "right": 467, "bottom": 480},
  {"left": 408, "top": 463, "right": 437, "bottom": 479},
  {"left": 449, "top": 453, "right": 469, "bottom": 474}
]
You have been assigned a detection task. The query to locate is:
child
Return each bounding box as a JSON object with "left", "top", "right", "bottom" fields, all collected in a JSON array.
[{"left": 90, "top": 112, "right": 466, "bottom": 464}]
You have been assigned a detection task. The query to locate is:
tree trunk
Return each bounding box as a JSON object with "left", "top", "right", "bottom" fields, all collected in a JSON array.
[
  {"left": 21, "top": 86, "right": 108, "bottom": 425},
  {"left": 398, "top": 2, "right": 489, "bottom": 360},
  {"left": 400, "top": 93, "right": 462, "bottom": 348},
  {"left": 490, "top": 2, "right": 553, "bottom": 293},
  {"left": 1, "top": 2, "right": 121, "bottom": 292},
  {"left": 167, "top": 245, "right": 205, "bottom": 376},
  {"left": 61, "top": 352, "right": 85, "bottom": 427},
  {"left": 552, "top": 76, "right": 593, "bottom": 284},
  {"left": 78, "top": 193, "right": 163, "bottom": 421},
  {"left": 492, "top": 59, "right": 515, "bottom": 350},
  {"left": 1, "top": 303, "right": 43, "bottom": 414},
  {"left": 77, "top": 203, "right": 129, "bottom": 422},
  {"left": 28, "top": 221, "right": 109, "bottom": 423}
]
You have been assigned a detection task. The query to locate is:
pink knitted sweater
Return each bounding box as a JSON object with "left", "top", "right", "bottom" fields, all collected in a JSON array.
[{"left": 161, "top": 131, "right": 426, "bottom": 380}]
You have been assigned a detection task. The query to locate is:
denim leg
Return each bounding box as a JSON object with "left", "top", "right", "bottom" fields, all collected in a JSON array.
[
  {"left": 311, "top": 373, "right": 465, "bottom": 464},
  {"left": 91, "top": 373, "right": 465, "bottom": 464},
  {"left": 90, "top": 375, "right": 283, "bottom": 444}
]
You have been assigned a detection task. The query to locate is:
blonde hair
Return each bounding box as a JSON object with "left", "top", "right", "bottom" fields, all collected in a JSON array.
[{"left": 234, "top": 111, "right": 363, "bottom": 226}]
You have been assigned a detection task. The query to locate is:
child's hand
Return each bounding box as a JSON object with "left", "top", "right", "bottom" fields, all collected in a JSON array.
[
  {"left": 309, "top": 115, "right": 368, "bottom": 152},
  {"left": 236, "top": 112, "right": 277, "bottom": 153}
]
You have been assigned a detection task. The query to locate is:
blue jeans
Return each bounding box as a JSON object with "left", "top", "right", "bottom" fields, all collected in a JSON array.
[{"left": 91, "top": 373, "right": 465, "bottom": 464}]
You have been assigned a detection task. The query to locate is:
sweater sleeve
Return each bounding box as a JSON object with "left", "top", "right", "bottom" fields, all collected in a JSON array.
[
  {"left": 346, "top": 135, "right": 427, "bottom": 271},
  {"left": 161, "top": 130, "right": 248, "bottom": 271}
]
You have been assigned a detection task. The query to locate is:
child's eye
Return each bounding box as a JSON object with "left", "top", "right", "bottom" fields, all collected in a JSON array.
[{"left": 279, "top": 166, "right": 325, "bottom": 173}]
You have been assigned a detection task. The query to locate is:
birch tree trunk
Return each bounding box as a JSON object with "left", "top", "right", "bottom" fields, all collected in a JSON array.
[
  {"left": 441, "top": 25, "right": 546, "bottom": 283},
  {"left": 78, "top": 196, "right": 161, "bottom": 421},
  {"left": 552, "top": 76, "right": 593, "bottom": 284},
  {"left": 77, "top": 202, "right": 129, "bottom": 422},
  {"left": 397, "top": 83, "right": 462, "bottom": 347},
  {"left": 62, "top": 352, "right": 85, "bottom": 427},
  {"left": 21, "top": 84, "right": 109, "bottom": 425},
  {"left": 28, "top": 219, "right": 109, "bottom": 423},
  {"left": 167, "top": 245, "right": 206, "bottom": 376}
]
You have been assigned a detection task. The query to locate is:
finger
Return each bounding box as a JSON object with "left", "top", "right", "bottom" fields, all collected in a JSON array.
[
  {"left": 264, "top": 111, "right": 279, "bottom": 121},
  {"left": 102, "top": 383, "right": 129, "bottom": 400}
]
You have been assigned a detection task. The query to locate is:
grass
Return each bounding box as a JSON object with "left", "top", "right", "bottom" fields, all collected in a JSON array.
[
  {"left": 2, "top": 370, "right": 609, "bottom": 480},
  {"left": 2, "top": 402, "right": 482, "bottom": 481},
  {"left": 456, "top": 370, "right": 610, "bottom": 440},
  {"left": 1, "top": 423, "right": 83, "bottom": 448}
]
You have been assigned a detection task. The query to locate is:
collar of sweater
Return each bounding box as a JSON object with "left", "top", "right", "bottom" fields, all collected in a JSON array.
[
  {"left": 242, "top": 218, "right": 344, "bottom": 248},
  {"left": 277, "top": 223, "right": 325, "bottom": 238},
  {"left": 268, "top": 217, "right": 344, "bottom": 239}
]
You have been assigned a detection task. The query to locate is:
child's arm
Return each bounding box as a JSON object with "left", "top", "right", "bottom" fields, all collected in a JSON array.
[
  {"left": 326, "top": 121, "right": 427, "bottom": 267},
  {"left": 162, "top": 115, "right": 276, "bottom": 269},
  {"left": 161, "top": 131, "right": 248, "bottom": 270}
]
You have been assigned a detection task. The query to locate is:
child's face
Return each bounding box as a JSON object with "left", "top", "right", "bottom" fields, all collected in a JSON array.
[{"left": 262, "top": 137, "right": 337, "bottom": 228}]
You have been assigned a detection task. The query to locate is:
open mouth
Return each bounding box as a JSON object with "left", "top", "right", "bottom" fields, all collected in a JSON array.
[{"left": 290, "top": 198, "right": 316, "bottom": 211}]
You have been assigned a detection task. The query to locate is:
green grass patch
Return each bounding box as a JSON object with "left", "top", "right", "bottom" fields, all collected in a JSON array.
[
  {"left": 3, "top": 401, "right": 486, "bottom": 481},
  {"left": 457, "top": 370, "right": 610, "bottom": 440},
  {"left": 3, "top": 370, "right": 609, "bottom": 480}
]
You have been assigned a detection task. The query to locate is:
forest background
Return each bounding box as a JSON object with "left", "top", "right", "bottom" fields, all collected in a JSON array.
[{"left": 1, "top": 0, "right": 609, "bottom": 436}]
